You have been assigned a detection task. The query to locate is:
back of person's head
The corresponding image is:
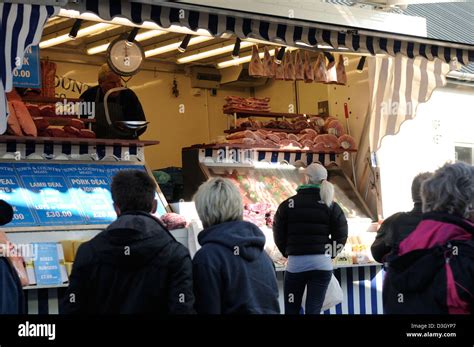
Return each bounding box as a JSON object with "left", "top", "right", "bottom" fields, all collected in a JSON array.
[
  {"left": 0, "top": 200, "right": 13, "bottom": 226},
  {"left": 193, "top": 177, "right": 243, "bottom": 228},
  {"left": 411, "top": 172, "right": 433, "bottom": 203},
  {"left": 305, "top": 163, "right": 334, "bottom": 207},
  {"left": 421, "top": 162, "right": 474, "bottom": 219},
  {"left": 111, "top": 170, "right": 157, "bottom": 214},
  {"left": 98, "top": 63, "right": 113, "bottom": 83}
]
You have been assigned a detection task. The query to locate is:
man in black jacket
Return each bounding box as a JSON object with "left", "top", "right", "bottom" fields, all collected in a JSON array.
[
  {"left": 61, "top": 170, "right": 195, "bottom": 314},
  {"left": 371, "top": 172, "right": 432, "bottom": 263}
]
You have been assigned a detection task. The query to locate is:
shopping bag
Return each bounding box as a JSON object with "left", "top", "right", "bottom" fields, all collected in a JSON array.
[
  {"left": 301, "top": 274, "right": 343, "bottom": 312},
  {"left": 321, "top": 274, "right": 343, "bottom": 311}
]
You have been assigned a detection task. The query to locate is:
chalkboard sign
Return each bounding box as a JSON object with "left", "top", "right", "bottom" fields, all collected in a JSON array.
[{"left": 0, "top": 163, "right": 168, "bottom": 228}]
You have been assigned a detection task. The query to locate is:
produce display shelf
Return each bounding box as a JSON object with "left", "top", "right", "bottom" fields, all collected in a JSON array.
[
  {"left": 223, "top": 108, "right": 322, "bottom": 119},
  {"left": 0, "top": 135, "right": 160, "bottom": 147}
]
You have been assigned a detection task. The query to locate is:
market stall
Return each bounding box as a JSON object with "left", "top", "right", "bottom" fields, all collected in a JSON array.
[{"left": 1, "top": 0, "right": 473, "bottom": 315}]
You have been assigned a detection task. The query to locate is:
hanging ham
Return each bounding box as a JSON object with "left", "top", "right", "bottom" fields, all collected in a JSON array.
[
  {"left": 263, "top": 47, "right": 275, "bottom": 78},
  {"left": 325, "top": 54, "right": 338, "bottom": 84},
  {"left": 295, "top": 51, "right": 304, "bottom": 81},
  {"left": 314, "top": 53, "right": 328, "bottom": 83},
  {"left": 304, "top": 51, "right": 314, "bottom": 83},
  {"left": 283, "top": 51, "right": 296, "bottom": 81},
  {"left": 274, "top": 48, "right": 285, "bottom": 80},
  {"left": 248, "top": 45, "right": 264, "bottom": 77},
  {"left": 336, "top": 54, "right": 347, "bottom": 85}
]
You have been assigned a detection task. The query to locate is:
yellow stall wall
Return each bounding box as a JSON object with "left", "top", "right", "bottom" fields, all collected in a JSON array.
[{"left": 49, "top": 59, "right": 250, "bottom": 170}]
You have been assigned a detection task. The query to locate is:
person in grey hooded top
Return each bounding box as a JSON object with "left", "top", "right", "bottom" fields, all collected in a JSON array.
[
  {"left": 61, "top": 170, "right": 194, "bottom": 314},
  {"left": 192, "top": 177, "right": 280, "bottom": 314}
]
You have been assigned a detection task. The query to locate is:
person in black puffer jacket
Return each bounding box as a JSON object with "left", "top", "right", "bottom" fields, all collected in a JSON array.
[
  {"left": 61, "top": 170, "right": 195, "bottom": 314},
  {"left": 193, "top": 177, "right": 280, "bottom": 314},
  {"left": 371, "top": 172, "right": 432, "bottom": 263},
  {"left": 273, "top": 163, "right": 348, "bottom": 314}
]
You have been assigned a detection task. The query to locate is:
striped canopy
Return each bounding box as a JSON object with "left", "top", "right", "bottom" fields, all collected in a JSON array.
[
  {"left": 68, "top": 0, "right": 474, "bottom": 65},
  {"left": 0, "top": 3, "right": 58, "bottom": 134}
]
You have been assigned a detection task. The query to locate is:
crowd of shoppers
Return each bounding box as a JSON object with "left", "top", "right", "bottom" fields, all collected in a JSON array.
[{"left": 1, "top": 160, "right": 473, "bottom": 315}]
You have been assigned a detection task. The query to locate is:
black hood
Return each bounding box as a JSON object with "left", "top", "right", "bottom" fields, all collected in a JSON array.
[
  {"left": 198, "top": 221, "right": 266, "bottom": 262},
  {"left": 90, "top": 212, "right": 176, "bottom": 268}
]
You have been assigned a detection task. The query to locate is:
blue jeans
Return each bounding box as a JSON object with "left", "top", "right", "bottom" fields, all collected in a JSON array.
[{"left": 284, "top": 270, "right": 333, "bottom": 314}]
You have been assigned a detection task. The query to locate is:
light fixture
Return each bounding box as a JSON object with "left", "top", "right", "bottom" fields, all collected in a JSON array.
[
  {"left": 40, "top": 22, "right": 116, "bottom": 49},
  {"left": 68, "top": 19, "right": 82, "bottom": 38},
  {"left": 177, "top": 41, "right": 253, "bottom": 64},
  {"left": 87, "top": 30, "right": 166, "bottom": 55},
  {"left": 217, "top": 47, "right": 297, "bottom": 69},
  {"left": 144, "top": 36, "right": 213, "bottom": 58},
  {"left": 357, "top": 56, "right": 366, "bottom": 72},
  {"left": 275, "top": 46, "right": 286, "bottom": 64},
  {"left": 127, "top": 27, "right": 140, "bottom": 42},
  {"left": 232, "top": 38, "right": 241, "bottom": 59},
  {"left": 178, "top": 34, "right": 192, "bottom": 53}
]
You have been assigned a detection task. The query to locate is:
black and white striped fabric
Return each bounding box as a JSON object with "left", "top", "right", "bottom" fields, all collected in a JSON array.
[
  {"left": 69, "top": 0, "right": 474, "bottom": 66},
  {"left": 0, "top": 3, "right": 58, "bottom": 134}
]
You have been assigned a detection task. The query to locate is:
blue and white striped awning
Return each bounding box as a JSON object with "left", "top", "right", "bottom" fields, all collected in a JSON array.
[
  {"left": 67, "top": 0, "right": 474, "bottom": 66},
  {"left": 0, "top": 2, "right": 58, "bottom": 134}
]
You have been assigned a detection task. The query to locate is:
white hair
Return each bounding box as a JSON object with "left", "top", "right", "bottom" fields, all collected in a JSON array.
[
  {"left": 421, "top": 162, "right": 474, "bottom": 218},
  {"left": 193, "top": 177, "right": 243, "bottom": 228},
  {"left": 307, "top": 175, "right": 334, "bottom": 207}
]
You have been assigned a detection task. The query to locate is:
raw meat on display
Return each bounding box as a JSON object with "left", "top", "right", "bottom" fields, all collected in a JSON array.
[
  {"left": 326, "top": 59, "right": 338, "bottom": 84},
  {"left": 300, "top": 128, "right": 318, "bottom": 137},
  {"left": 287, "top": 133, "right": 299, "bottom": 141},
  {"left": 46, "top": 127, "right": 66, "bottom": 137},
  {"left": 336, "top": 55, "right": 347, "bottom": 85},
  {"left": 69, "top": 118, "right": 85, "bottom": 130},
  {"left": 63, "top": 126, "right": 82, "bottom": 137},
  {"left": 243, "top": 138, "right": 256, "bottom": 146},
  {"left": 283, "top": 51, "right": 296, "bottom": 81},
  {"left": 303, "top": 51, "right": 314, "bottom": 83},
  {"left": 308, "top": 117, "right": 325, "bottom": 127},
  {"left": 226, "top": 131, "right": 246, "bottom": 140},
  {"left": 263, "top": 47, "right": 275, "bottom": 78},
  {"left": 79, "top": 129, "right": 96, "bottom": 138},
  {"left": 6, "top": 102, "right": 23, "bottom": 136},
  {"left": 160, "top": 213, "right": 187, "bottom": 230},
  {"left": 223, "top": 96, "right": 270, "bottom": 112},
  {"left": 338, "top": 134, "right": 356, "bottom": 150},
  {"left": 10, "top": 100, "right": 37, "bottom": 137},
  {"left": 274, "top": 48, "right": 285, "bottom": 80},
  {"left": 33, "top": 117, "right": 49, "bottom": 131},
  {"left": 294, "top": 51, "right": 304, "bottom": 81},
  {"left": 325, "top": 120, "right": 345, "bottom": 137},
  {"left": 39, "top": 105, "right": 56, "bottom": 118},
  {"left": 26, "top": 104, "right": 41, "bottom": 118},
  {"left": 249, "top": 45, "right": 264, "bottom": 77},
  {"left": 314, "top": 53, "right": 328, "bottom": 83},
  {"left": 301, "top": 139, "right": 314, "bottom": 149}
]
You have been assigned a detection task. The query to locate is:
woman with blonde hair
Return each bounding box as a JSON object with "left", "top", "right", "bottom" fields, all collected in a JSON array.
[
  {"left": 192, "top": 177, "right": 280, "bottom": 314},
  {"left": 273, "top": 163, "right": 348, "bottom": 314}
]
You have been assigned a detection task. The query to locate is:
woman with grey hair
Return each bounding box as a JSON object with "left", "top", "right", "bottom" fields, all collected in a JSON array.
[
  {"left": 384, "top": 162, "right": 474, "bottom": 314},
  {"left": 192, "top": 177, "right": 280, "bottom": 314}
]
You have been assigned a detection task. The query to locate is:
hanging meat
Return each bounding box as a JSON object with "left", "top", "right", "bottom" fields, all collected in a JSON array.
[
  {"left": 274, "top": 48, "right": 285, "bottom": 80},
  {"left": 283, "top": 51, "right": 296, "bottom": 81},
  {"left": 304, "top": 51, "right": 314, "bottom": 83},
  {"left": 263, "top": 46, "right": 275, "bottom": 78},
  {"left": 325, "top": 54, "right": 338, "bottom": 84},
  {"left": 314, "top": 53, "right": 328, "bottom": 83},
  {"left": 294, "top": 51, "right": 304, "bottom": 81},
  {"left": 248, "top": 45, "right": 264, "bottom": 77},
  {"left": 336, "top": 54, "right": 347, "bottom": 85}
]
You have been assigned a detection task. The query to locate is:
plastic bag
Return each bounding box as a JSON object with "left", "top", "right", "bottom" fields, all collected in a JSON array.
[{"left": 301, "top": 273, "right": 343, "bottom": 312}]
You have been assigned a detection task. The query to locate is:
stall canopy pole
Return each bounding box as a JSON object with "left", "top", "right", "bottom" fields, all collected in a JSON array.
[
  {"left": 367, "top": 54, "right": 451, "bottom": 153},
  {"left": 0, "top": 2, "right": 59, "bottom": 134}
]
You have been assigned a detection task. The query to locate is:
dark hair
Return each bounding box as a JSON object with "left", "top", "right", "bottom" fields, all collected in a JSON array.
[
  {"left": 411, "top": 172, "right": 433, "bottom": 203},
  {"left": 0, "top": 200, "right": 13, "bottom": 226},
  {"left": 111, "top": 170, "right": 157, "bottom": 213}
]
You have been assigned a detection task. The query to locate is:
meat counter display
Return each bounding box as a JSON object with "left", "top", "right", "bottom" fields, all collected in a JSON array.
[{"left": 189, "top": 156, "right": 377, "bottom": 268}]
